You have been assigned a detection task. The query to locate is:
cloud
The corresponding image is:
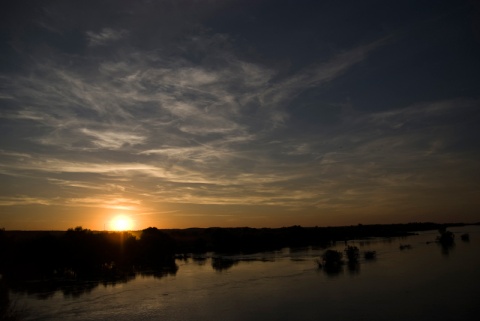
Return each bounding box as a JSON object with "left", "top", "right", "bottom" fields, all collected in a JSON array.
[
  {"left": 259, "top": 38, "right": 390, "bottom": 110},
  {"left": 0, "top": 196, "right": 52, "bottom": 206},
  {"left": 86, "top": 28, "right": 128, "bottom": 46},
  {"left": 65, "top": 197, "right": 141, "bottom": 211},
  {"left": 3, "top": 31, "right": 381, "bottom": 155},
  {"left": 5, "top": 23, "right": 462, "bottom": 216},
  {"left": 47, "top": 178, "right": 126, "bottom": 192},
  {"left": 0, "top": 194, "right": 142, "bottom": 212},
  {"left": 80, "top": 128, "right": 146, "bottom": 149},
  {"left": 365, "top": 99, "right": 479, "bottom": 128}
]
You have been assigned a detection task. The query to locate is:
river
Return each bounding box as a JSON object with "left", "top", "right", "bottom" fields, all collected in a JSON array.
[{"left": 10, "top": 225, "right": 480, "bottom": 320}]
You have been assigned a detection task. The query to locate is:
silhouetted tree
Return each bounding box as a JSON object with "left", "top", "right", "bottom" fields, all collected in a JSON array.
[
  {"left": 319, "top": 249, "right": 343, "bottom": 276},
  {"left": 437, "top": 228, "right": 455, "bottom": 246},
  {"left": 138, "top": 227, "right": 176, "bottom": 267},
  {"left": 345, "top": 246, "right": 359, "bottom": 263}
]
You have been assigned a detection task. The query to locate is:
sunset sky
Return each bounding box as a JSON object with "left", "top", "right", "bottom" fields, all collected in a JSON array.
[{"left": 1, "top": 0, "right": 480, "bottom": 230}]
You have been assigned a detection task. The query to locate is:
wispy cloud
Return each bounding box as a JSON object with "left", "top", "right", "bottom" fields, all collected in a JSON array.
[
  {"left": 47, "top": 178, "right": 126, "bottom": 192},
  {"left": 86, "top": 28, "right": 128, "bottom": 46},
  {"left": 0, "top": 196, "right": 52, "bottom": 206},
  {"left": 259, "top": 38, "right": 390, "bottom": 110},
  {"left": 80, "top": 128, "right": 146, "bottom": 149},
  {"left": 2, "top": 12, "right": 478, "bottom": 227},
  {"left": 65, "top": 196, "right": 141, "bottom": 211}
]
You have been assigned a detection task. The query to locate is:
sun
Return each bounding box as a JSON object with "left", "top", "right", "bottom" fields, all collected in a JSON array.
[{"left": 110, "top": 215, "right": 134, "bottom": 231}]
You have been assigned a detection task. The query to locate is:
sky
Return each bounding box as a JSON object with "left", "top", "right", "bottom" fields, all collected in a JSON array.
[{"left": 1, "top": 0, "right": 480, "bottom": 230}]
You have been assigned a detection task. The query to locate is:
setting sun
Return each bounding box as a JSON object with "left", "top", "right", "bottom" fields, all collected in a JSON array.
[{"left": 110, "top": 215, "right": 134, "bottom": 231}]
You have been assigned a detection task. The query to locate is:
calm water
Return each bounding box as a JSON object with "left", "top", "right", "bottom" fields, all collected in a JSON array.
[{"left": 12, "top": 225, "right": 480, "bottom": 320}]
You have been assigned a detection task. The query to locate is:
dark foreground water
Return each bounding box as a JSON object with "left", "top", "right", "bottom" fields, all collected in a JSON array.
[{"left": 11, "top": 225, "right": 480, "bottom": 320}]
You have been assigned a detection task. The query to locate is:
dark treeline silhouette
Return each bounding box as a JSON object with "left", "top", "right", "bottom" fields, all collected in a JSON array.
[
  {"left": 0, "top": 222, "right": 472, "bottom": 297},
  {"left": 0, "top": 226, "right": 177, "bottom": 299},
  {"left": 162, "top": 222, "right": 469, "bottom": 254},
  {"left": 1, "top": 227, "right": 175, "bottom": 277}
]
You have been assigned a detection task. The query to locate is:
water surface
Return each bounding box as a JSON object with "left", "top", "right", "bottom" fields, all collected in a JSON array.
[{"left": 12, "top": 225, "right": 480, "bottom": 320}]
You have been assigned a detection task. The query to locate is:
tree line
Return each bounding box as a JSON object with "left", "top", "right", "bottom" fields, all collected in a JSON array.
[{"left": 1, "top": 222, "right": 468, "bottom": 282}]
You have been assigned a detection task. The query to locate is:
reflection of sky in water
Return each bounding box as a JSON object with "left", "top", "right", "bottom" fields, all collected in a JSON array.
[{"left": 13, "top": 226, "right": 480, "bottom": 321}]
